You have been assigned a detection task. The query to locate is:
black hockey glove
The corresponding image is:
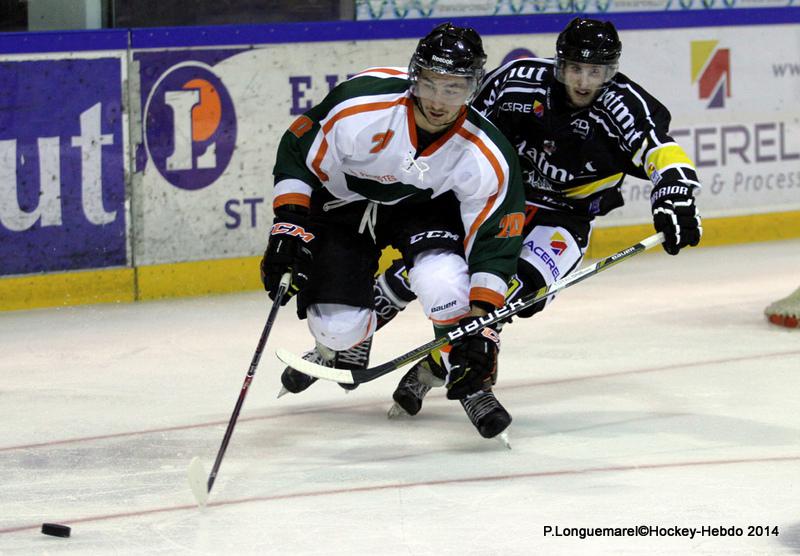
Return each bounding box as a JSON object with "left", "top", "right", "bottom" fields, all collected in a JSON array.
[
  {"left": 260, "top": 207, "right": 315, "bottom": 305},
  {"left": 651, "top": 181, "right": 702, "bottom": 256},
  {"left": 446, "top": 317, "right": 501, "bottom": 400}
]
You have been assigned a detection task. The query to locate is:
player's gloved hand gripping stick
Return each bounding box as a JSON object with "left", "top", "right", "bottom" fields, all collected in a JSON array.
[
  {"left": 276, "top": 233, "right": 665, "bottom": 386},
  {"left": 188, "top": 272, "right": 291, "bottom": 507}
]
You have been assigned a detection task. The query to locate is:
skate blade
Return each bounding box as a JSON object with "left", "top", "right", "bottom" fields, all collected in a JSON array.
[
  {"left": 187, "top": 457, "right": 209, "bottom": 507},
  {"left": 276, "top": 386, "right": 290, "bottom": 399},
  {"left": 495, "top": 430, "right": 511, "bottom": 450},
  {"left": 387, "top": 402, "right": 410, "bottom": 419}
]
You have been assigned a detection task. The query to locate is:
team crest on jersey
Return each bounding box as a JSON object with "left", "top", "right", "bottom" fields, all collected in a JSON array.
[
  {"left": 533, "top": 100, "right": 544, "bottom": 118},
  {"left": 402, "top": 151, "right": 430, "bottom": 182},
  {"left": 571, "top": 118, "right": 590, "bottom": 138},
  {"left": 550, "top": 231, "right": 567, "bottom": 256},
  {"left": 647, "top": 162, "right": 663, "bottom": 185}
]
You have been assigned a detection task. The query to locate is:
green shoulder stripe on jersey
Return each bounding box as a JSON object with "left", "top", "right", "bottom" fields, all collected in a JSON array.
[{"left": 274, "top": 75, "right": 410, "bottom": 190}]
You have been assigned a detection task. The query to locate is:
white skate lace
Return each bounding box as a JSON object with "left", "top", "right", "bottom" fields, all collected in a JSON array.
[
  {"left": 399, "top": 367, "right": 432, "bottom": 399},
  {"left": 337, "top": 337, "right": 372, "bottom": 368},
  {"left": 460, "top": 391, "right": 502, "bottom": 425},
  {"left": 301, "top": 348, "right": 332, "bottom": 367}
]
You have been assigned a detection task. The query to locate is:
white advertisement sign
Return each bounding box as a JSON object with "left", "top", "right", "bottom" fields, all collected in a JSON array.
[
  {"left": 132, "top": 24, "right": 799, "bottom": 265},
  {"left": 354, "top": 0, "right": 793, "bottom": 19}
]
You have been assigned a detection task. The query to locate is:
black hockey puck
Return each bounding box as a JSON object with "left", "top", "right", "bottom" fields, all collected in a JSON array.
[{"left": 41, "top": 523, "right": 71, "bottom": 537}]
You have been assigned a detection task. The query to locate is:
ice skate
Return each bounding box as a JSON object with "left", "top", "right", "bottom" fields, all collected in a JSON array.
[
  {"left": 334, "top": 337, "right": 373, "bottom": 392},
  {"left": 388, "top": 355, "right": 445, "bottom": 418},
  {"left": 278, "top": 339, "right": 373, "bottom": 397},
  {"left": 277, "top": 345, "right": 332, "bottom": 397},
  {"left": 460, "top": 390, "right": 512, "bottom": 447}
]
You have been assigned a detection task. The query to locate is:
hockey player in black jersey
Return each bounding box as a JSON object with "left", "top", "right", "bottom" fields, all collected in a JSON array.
[{"left": 379, "top": 17, "right": 703, "bottom": 420}]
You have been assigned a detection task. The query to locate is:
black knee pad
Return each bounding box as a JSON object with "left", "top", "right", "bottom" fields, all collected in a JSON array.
[
  {"left": 508, "top": 261, "right": 547, "bottom": 319},
  {"left": 382, "top": 257, "right": 416, "bottom": 303}
]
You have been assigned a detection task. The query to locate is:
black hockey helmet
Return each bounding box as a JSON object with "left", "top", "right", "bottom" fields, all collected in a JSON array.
[
  {"left": 555, "top": 18, "right": 621, "bottom": 86},
  {"left": 409, "top": 23, "right": 487, "bottom": 104},
  {"left": 556, "top": 17, "right": 621, "bottom": 65}
]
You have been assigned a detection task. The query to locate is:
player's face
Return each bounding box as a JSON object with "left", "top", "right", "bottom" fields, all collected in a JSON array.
[
  {"left": 413, "top": 70, "right": 471, "bottom": 131},
  {"left": 560, "top": 61, "right": 612, "bottom": 108}
]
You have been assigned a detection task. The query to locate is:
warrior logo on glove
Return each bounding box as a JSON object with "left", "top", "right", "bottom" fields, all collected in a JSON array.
[{"left": 650, "top": 181, "right": 702, "bottom": 256}]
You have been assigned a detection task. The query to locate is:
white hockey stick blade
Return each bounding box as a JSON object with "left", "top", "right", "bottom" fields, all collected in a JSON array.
[
  {"left": 275, "top": 348, "right": 356, "bottom": 384},
  {"left": 187, "top": 456, "right": 209, "bottom": 507}
]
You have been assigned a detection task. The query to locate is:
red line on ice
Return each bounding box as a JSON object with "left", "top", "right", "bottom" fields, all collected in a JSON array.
[
  {"left": 1, "top": 453, "right": 798, "bottom": 535},
  {"left": 1, "top": 349, "right": 797, "bottom": 453}
]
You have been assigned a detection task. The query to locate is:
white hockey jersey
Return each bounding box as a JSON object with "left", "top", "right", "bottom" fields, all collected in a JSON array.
[{"left": 272, "top": 67, "right": 525, "bottom": 306}]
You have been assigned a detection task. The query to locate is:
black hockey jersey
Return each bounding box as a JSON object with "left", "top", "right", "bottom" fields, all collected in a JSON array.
[{"left": 473, "top": 58, "right": 701, "bottom": 218}]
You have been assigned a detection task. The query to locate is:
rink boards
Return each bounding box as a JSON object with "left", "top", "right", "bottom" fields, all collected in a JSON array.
[{"left": 0, "top": 10, "right": 798, "bottom": 310}]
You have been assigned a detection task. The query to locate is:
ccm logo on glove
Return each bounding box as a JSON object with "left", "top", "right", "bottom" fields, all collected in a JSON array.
[{"left": 271, "top": 222, "right": 315, "bottom": 243}]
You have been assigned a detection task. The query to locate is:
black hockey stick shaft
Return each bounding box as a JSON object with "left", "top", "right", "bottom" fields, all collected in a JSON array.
[
  {"left": 206, "top": 272, "right": 291, "bottom": 494},
  {"left": 348, "top": 232, "right": 665, "bottom": 384}
]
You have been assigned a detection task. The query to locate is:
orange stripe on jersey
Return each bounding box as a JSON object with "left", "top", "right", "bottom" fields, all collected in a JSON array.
[
  {"left": 273, "top": 193, "right": 311, "bottom": 210},
  {"left": 420, "top": 108, "right": 467, "bottom": 157},
  {"left": 470, "top": 287, "right": 505, "bottom": 309},
  {"left": 456, "top": 127, "right": 506, "bottom": 252},
  {"left": 311, "top": 97, "right": 408, "bottom": 183},
  {"left": 288, "top": 115, "right": 314, "bottom": 139},
  {"left": 404, "top": 97, "right": 418, "bottom": 150},
  {"left": 352, "top": 67, "right": 408, "bottom": 78},
  {"left": 430, "top": 310, "right": 471, "bottom": 326}
]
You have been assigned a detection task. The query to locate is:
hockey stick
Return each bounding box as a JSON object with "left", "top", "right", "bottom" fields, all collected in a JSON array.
[
  {"left": 188, "top": 272, "right": 291, "bottom": 507},
  {"left": 276, "top": 232, "right": 664, "bottom": 386}
]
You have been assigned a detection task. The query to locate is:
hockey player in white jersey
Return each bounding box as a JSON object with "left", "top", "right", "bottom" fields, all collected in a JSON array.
[
  {"left": 376, "top": 18, "right": 704, "bottom": 418},
  {"left": 261, "top": 23, "right": 526, "bottom": 439}
]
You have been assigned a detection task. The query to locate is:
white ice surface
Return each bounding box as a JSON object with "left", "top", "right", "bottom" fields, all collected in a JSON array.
[{"left": 1, "top": 240, "right": 799, "bottom": 555}]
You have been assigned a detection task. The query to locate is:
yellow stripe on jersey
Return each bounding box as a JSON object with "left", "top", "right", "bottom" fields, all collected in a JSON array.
[
  {"left": 562, "top": 173, "right": 624, "bottom": 199},
  {"left": 644, "top": 144, "right": 695, "bottom": 179}
]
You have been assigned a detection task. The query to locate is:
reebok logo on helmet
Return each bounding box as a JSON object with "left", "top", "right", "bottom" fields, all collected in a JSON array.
[{"left": 431, "top": 55, "right": 454, "bottom": 66}]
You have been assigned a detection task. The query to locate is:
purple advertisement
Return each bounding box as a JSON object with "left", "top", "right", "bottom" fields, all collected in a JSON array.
[
  {"left": 0, "top": 58, "right": 126, "bottom": 276},
  {"left": 134, "top": 50, "right": 242, "bottom": 189}
]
